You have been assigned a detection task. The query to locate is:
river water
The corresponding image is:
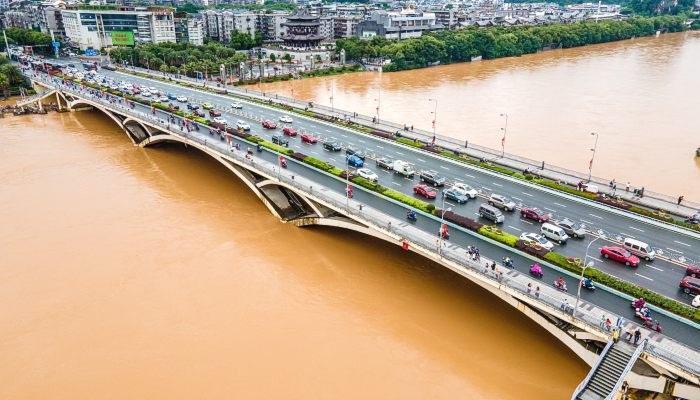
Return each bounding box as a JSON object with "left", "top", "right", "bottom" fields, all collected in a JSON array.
[
  {"left": 258, "top": 32, "right": 700, "bottom": 201},
  {"left": 0, "top": 112, "right": 586, "bottom": 398}
]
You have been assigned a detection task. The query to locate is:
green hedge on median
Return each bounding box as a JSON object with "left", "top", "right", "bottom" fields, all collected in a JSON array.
[
  {"left": 477, "top": 226, "right": 520, "bottom": 247},
  {"left": 533, "top": 179, "right": 598, "bottom": 200},
  {"left": 351, "top": 176, "right": 385, "bottom": 192},
  {"left": 396, "top": 137, "right": 423, "bottom": 148},
  {"left": 381, "top": 188, "right": 435, "bottom": 214}
]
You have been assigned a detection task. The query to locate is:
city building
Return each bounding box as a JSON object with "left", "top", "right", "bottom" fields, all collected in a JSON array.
[
  {"left": 281, "top": 10, "right": 322, "bottom": 48},
  {"left": 174, "top": 11, "right": 203, "bottom": 45},
  {"left": 333, "top": 15, "right": 361, "bottom": 38},
  {"left": 356, "top": 9, "right": 442, "bottom": 40},
  {"left": 61, "top": 6, "right": 176, "bottom": 50}
]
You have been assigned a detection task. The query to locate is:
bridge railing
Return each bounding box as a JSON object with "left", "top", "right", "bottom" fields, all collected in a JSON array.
[{"left": 31, "top": 73, "right": 700, "bottom": 378}]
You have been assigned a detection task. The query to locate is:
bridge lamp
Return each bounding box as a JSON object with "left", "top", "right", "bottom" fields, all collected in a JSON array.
[{"left": 500, "top": 113, "right": 508, "bottom": 158}]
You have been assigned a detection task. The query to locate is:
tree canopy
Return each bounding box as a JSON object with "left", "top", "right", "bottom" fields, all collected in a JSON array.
[{"left": 1, "top": 28, "right": 57, "bottom": 56}]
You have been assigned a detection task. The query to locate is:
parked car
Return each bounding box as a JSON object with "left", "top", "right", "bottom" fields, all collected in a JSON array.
[
  {"left": 346, "top": 148, "right": 366, "bottom": 160},
  {"left": 202, "top": 103, "right": 214, "bottom": 110},
  {"left": 236, "top": 120, "right": 250, "bottom": 131},
  {"left": 213, "top": 117, "right": 227, "bottom": 124},
  {"left": 347, "top": 154, "right": 364, "bottom": 168},
  {"left": 176, "top": 95, "right": 187, "bottom": 102},
  {"left": 279, "top": 115, "right": 293, "bottom": 123},
  {"left": 555, "top": 218, "right": 586, "bottom": 239},
  {"left": 323, "top": 141, "right": 341, "bottom": 151},
  {"left": 413, "top": 184, "right": 437, "bottom": 199},
  {"left": 262, "top": 120, "right": 277, "bottom": 129},
  {"left": 357, "top": 168, "right": 378, "bottom": 182},
  {"left": 376, "top": 157, "right": 394, "bottom": 170},
  {"left": 158, "top": 95, "right": 169, "bottom": 102},
  {"left": 601, "top": 245, "right": 639, "bottom": 267},
  {"left": 519, "top": 232, "right": 554, "bottom": 250},
  {"left": 187, "top": 103, "right": 199, "bottom": 110},
  {"left": 489, "top": 194, "right": 516, "bottom": 211},
  {"left": 282, "top": 127, "right": 297, "bottom": 136},
  {"left": 167, "top": 93, "right": 177, "bottom": 100},
  {"left": 685, "top": 265, "right": 700, "bottom": 278},
  {"left": 231, "top": 102, "right": 243, "bottom": 109},
  {"left": 271, "top": 135, "right": 289, "bottom": 147},
  {"left": 679, "top": 276, "right": 700, "bottom": 295},
  {"left": 692, "top": 295, "right": 700, "bottom": 308},
  {"left": 301, "top": 133, "right": 318, "bottom": 144},
  {"left": 192, "top": 110, "right": 205, "bottom": 117},
  {"left": 419, "top": 171, "right": 446, "bottom": 187},
  {"left": 451, "top": 182, "right": 478, "bottom": 199},
  {"left": 520, "top": 207, "right": 549, "bottom": 223},
  {"left": 209, "top": 109, "right": 221, "bottom": 117},
  {"left": 442, "top": 188, "right": 469, "bottom": 204}
]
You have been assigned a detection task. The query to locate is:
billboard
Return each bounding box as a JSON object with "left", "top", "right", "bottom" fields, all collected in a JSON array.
[{"left": 111, "top": 31, "right": 135, "bottom": 46}]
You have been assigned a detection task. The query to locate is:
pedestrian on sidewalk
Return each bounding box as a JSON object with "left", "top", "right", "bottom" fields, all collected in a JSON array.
[
  {"left": 527, "top": 282, "right": 532, "bottom": 295},
  {"left": 678, "top": 195, "right": 684, "bottom": 206},
  {"left": 613, "top": 328, "right": 619, "bottom": 343},
  {"left": 639, "top": 187, "right": 645, "bottom": 198},
  {"left": 535, "top": 286, "right": 540, "bottom": 298},
  {"left": 626, "top": 182, "right": 630, "bottom": 192},
  {"left": 633, "top": 328, "right": 641, "bottom": 345},
  {"left": 491, "top": 261, "right": 496, "bottom": 272},
  {"left": 626, "top": 326, "right": 635, "bottom": 342}
]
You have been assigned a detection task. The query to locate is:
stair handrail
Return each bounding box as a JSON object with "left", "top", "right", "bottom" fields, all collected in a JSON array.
[
  {"left": 571, "top": 337, "right": 615, "bottom": 400},
  {"left": 604, "top": 339, "right": 648, "bottom": 400}
]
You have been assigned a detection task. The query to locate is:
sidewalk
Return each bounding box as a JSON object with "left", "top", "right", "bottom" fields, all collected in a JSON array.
[{"left": 111, "top": 64, "right": 700, "bottom": 219}]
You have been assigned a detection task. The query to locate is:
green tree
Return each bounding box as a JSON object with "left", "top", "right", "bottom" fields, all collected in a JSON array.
[
  {"left": 269, "top": 53, "right": 276, "bottom": 62},
  {"left": 283, "top": 53, "right": 292, "bottom": 63},
  {"left": 0, "top": 73, "right": 10, "bottom": 99}
]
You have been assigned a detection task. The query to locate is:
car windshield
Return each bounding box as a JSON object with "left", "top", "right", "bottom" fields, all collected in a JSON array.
[
  {"left": 501, "top": 197, "right": 511, "bottom": 203},
  {"left": 426, "top": 188, "right": 436, "bottom": 193},
  {"left": 536, "top": 236, "right": 547, "bottom": 244},
  {"left": 622, "top": 250, "right": 632, "bottom": 257},
  {"left": 570, "top": 223, "right": 580, "bottom": 230}
]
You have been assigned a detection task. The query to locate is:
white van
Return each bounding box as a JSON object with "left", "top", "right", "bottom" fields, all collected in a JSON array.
[
  {"left": 541, "top": 223, "right": 569, "bottom": 244},
  {"left": 623, "top": 238, "right": 656, "bottom": 261}
]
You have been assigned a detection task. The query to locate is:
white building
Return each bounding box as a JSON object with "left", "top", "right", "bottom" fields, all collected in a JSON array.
[{"left": 356, "top": 9, "right": 442, "bottom": 40}]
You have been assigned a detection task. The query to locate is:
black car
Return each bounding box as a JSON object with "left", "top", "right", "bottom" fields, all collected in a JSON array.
[
  {"left": 272, "top": 135, "right": 289, "bottom": 147},
  {"left": 376, "top": 157, "right": 393, "bottom": 170},
  {"left": 346, "top": 148, "right": 366, "bottom": 160},
  {"left": 323, "top": 141, "right": 342, "bottom": 151},
  {"left": 187, "top": 103, "right": 200, "bottom": 110},
  {"left": 419, "top": 170, "right": 446, "bottom": 187}
]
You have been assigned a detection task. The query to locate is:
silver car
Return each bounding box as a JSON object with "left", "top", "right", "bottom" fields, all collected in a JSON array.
[
  {"left": 488, "top": 194, "right": 516, "bottom": 212},
  {"left": 556, "top": 218, "right": 586, "bottom": 239}
]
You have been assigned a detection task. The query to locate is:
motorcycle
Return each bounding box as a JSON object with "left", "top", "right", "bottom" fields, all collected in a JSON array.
[
  {"left": 634, "top": 307, "right": 653, "bottom": 328},
  {"left": 209, "top": 128, "right": 215, "bottom": 136},
  {"left": 346, "top": 189, "right": 353, "bottom": 198},
  {"left": 631, "top": 298, "right": 646, "bottom": 310},
  {"left": 580, "top": 278, "right": 595, "bottom": 291},
  {"left": 256, "top": 144, "right": 263, "bottom": 152},
  {"left": 406, "top": 211, "right": 417, "bottom": 222},
  {"left": 553, "top": 280, "right": 568, "bottom": 292},
  {"left": 529, "top": 264, "right": 544, "bottom": 278},
  {"left": 502, "top": 257, "right": 514, "bottom": 269},
  {"left": 281, "top": 159, "right": 287, "bottom": 169}
]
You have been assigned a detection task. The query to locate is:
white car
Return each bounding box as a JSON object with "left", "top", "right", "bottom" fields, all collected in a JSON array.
[
  {"left": 176, "top": 95, "right": 187, "bottom": 102},
  {"left": 158, "top": 95, "right": 169, "bottom": 102},
  {"left": 75, "top": 73, "right": 84, "bottom": 79},
  {"left": 236, "top": 120, "right": 250, "bottom": 130},
  {"left": 213, "top": 117, "right": 227, "bottom": 124},
  {"left": 451, "top": 182, "right": 478, "bottom": 199},
  {"left": 693, "top": 295, "right": 700, "bottom": 309},
  {"left": 279, "top": 115, "right": 293, "bottom": 123},
  {"left": 231, "top": 102, "right": 243, "bottom": 109},
  {"left": 357, "top": 168, "right": 378, "bottom": 182},
  {"left": 519, "top": 232, "right": 554, "bottom": 250},
  {"left": 141, "top": 90, "right": 151, "bottom": 97}
]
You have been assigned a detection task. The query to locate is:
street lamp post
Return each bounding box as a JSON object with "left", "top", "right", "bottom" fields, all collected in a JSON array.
[
  {"left": 429, "top": 98, "right": 438, "bottom": 146},
  {"left": 375, "top": 87, "right": 381, "bottom": 124},
  {"left": 588, "top": 132, "right": 599, "bottom": 182},
  {"left": 345, "top": 155, "right": 350, "bottom": 210},
  {"left": 575, "top": 234, "right": 602, "bottom": 318},
  {"left": 330, "top": 80, "right": 335, "bottom": 118},
  {"left": 438, "top": 194, "right": 451, "bottom": 256},
  {"left": 500, "top": 113, "right": 508, "bottom": 158}
]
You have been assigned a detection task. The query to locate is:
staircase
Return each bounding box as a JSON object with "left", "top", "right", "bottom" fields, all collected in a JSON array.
[{"left": 572, "top": 339, "right": 646, "bottom": 400}]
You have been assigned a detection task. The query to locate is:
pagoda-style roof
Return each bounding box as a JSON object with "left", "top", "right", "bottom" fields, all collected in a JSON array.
[
  {"left": 282, "top": 34, "right": 323, "bottom": 41},
  {"left": 284, "top": 10, "right": 319, "bottom": 22}
]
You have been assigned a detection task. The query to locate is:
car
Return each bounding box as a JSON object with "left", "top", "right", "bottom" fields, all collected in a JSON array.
[
  {"left": 131, "top": 88, "right": 141, "bottom": 95},
  {"left": 489, "top": 194, "right": 516, "bottom": 211},
  {"left": 357, "top": 168, "right": 378, "bottom": 182},
  {"left": 520, "top": 207, "right": 549, "bottom": 223},
  {"left": 192, "top": 110, "right": 205, "bottom": 117},
  {"left": 168, "top": 104, "right": 180, "bottom": 111},
  {"left": 376, "top": 157, "right": 394, "bottom": 170},
  {"left": 271, "top": 135, "right": 289, "bottom": 147},
  {"left": 451, "top": 182, "right": 478, "bottom": 198},
  {"left": 208, "top": 109, "right": 221, "bottom": 117},
  {"left": 442, "top": 188, "right": 469, "bottom": 204},
  {"left": 262, "top": 120, "right": 277, "bottom": 129},
  {"left": 600, "top": 245, "right": 639, "bottom": 267},
  {"left": 519, "top": 232, "right": 554, "bottom": 250},
  {"left": 679, "top": 277, "right": 700, "bottom": 295},
  {"left": 419, "top": 170, "right": 446, "bottom": 187},
  {"left": 236, "top": 120, "right": 250, "bottom": 131},
  {"left": 347, "top": 154, "right": 364, "bottom": 168},
  {"left": 187, "top": 103, "right": 199, "bottom": 110},
  {"left": 141, "top": 90, "right": 151, "bottom": 97},
  {"left": 202, "top": 103, "right": 214, "bottom": 110},
  {"left": 158, "top": 95, "right": 168, "bottom": 102},
  {"left": 231, "top": 102, "right": 243, "bottom": 109},
  {"left": 282, "top": 127, "right": 297, "bottom": 136},
  {"left": 555, "top": 218, "right": 586, "bottom": 239},
  {"left": 279, "top": 115, "right": 293, "bottom": 123},
  {"left": 692, "top": 295, "right": 700, "bottom": 308},
  {"left": 213, "top": 116, "right": 227, "bottom": 124},
  {"left": 413, "top": 184, "right": 437, "bottom": 199},
  {"left": 176, "top": 95, "right": 187, "bottom": 102},
  {"left": 301, "top": 133, "right": 318, "bottom": 144},
  {"left": 685, "top": 265, "right": 700, "bottom": 278},
  {"left": 167, "top": 93, "right": 177, "bottom": 100},
  {"left": 323, "top": 141, "right": 342, "bottom": 151},
  {"left": 346, "top": 148, "right": 366, "bottom": 160}
]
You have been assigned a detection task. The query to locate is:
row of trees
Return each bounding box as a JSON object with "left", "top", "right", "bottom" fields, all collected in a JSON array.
[
  {"left": 626, "top": 0, "right": 696, "bottom": 16},
  {"left": 0, "top": 56, "right": 24, "bottom": 99},
  {"left": 0, "top": 28, "right": 57, "bottom": 56},
  {"left": 336, "top": 16, "right": 688, "bottom": 71}
]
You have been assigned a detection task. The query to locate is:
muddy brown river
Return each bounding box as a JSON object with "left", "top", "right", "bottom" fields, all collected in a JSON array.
[{"left": 0, "top": 111, "right": 586, "bottom": 398}]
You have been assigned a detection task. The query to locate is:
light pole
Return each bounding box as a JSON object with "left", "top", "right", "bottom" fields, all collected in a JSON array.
[
  {"left": 500, "top": 113, "right": 508, "bottom": 158},
  {"left": 330, "top": 80, "right": 334, "bottom": 118},
  {"left": 587, "top": 132, "right": 599, "bottom": 182},
  {"left": 374, "top": 87, "right": 381, "bottom": 124},
  {"left": 575, "top": 233, "right": 603, "bottom": 317},
  {"left": 429, "top": 98, "right": 438, "bottom": 146},
  {"left": 438, "top": 194, "right": 451, "bottom": 256},
  {"left": 345, "top": 155, "right": 350, "bottom": 210}
]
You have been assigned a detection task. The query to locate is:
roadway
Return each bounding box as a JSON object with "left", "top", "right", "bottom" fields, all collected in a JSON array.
[{"left": 91, "top": 66, "right": 700, "bottom": 305}]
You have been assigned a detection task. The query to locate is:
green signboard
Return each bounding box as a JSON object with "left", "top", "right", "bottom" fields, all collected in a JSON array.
[{"left": 111, "top": 31, "right": 134, "bottom": 46}]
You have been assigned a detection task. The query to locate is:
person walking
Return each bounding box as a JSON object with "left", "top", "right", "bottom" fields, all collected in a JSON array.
[
  {"left": 613, "top": 328, "right": 619, "bottom": 343},
  {"left": 633, "top": 328, "right": 641, "bottom": 345},
  {"left": 626, "top": 182, "right": 630, "bottom": 192},
  {"left": 626, "top": 326, "right": 635, "bottom": 342},
  {"left": 535, "top": 286, "right": 540, "bottom": 298},
  {"left": 678, "top": 195, "right": 684, "bottom": 206},
  {"left": 527, "top": 282, "right": 532, "bottom": 295}
]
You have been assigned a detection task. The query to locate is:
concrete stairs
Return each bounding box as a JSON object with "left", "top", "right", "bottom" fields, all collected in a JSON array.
[{"left": 575, "top": 342, "right": 636, "bottom": 400}]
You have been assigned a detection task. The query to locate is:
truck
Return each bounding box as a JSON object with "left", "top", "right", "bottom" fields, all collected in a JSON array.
[{"left": 392, "top": 160, "right": 415, "bottom": 178}]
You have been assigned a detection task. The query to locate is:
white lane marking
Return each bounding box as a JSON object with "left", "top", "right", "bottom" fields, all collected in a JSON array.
[
  {"left": 521, "top": 220, "right": 534, "bottom": 225},
  {"left": 482, "top": 186, "right": 493, "bottom": 191},
  {"left": 544, "top": 207, "right": 557, "bottom": 213},
  {"left": 581, "top": 219, "right": 595, "bottom": 225},
  {"left": 466, "top": 174, "right": 476, "bottom": 179},
  {"left": 674, "top": 240, "right": 692, "bottom": 247},
  {"left": 666, "top": 248, "right": 683, "bottom": 254},
  {"left": 417, "top": 158, "right": 426, "bottom": 162},
  {"left": 621, "top": 233, "right": 635, "bottom": 239},
  {"left": 396, "top": 151, "right": 405, "bottom": 155},
  {"left": 629, "top": 226, "right": 645, "bottom": 233},
  {"left": 635, "top": 273, "right": 653, "bottom": 281},
  {"left": 508, "top": 225, "right": 522, "bottom": 232},
  {"left": 492, "top": 182, "right": 503, "bottom": 187},
  {"left": 589, "top": 213, "right": 604, "bottom": 219},
  {"left": 358, "top": 140, "right": 365, "bottom": 143},
  {"left": 392, "top": 182, "right": 402, "bottom": 187},
  {"left": 512, "top": 196, "right": 523, "bottom": 201},
  {"left": 521, "top": 192, "right": 533, "bottom": 197},
  {"left": 646, "top": 265, "right": 664, "bottom": 272},
  {"left": 376, "top": 145, "right": 384, "bottom": 149},
  {"left": 553, "top": 202, "right": 567, "bottom": 208},
  {"left": 440, "top": 166, "right": 449, "bottom": 170},
  {"left": 446, "top": 202, "right": 457, "bottom": 207}
]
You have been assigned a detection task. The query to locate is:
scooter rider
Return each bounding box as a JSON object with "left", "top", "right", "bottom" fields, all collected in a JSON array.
[
  {"left": 406, "top": 210, "right": 417, "bottom": 220},
  {"left": 502, "top": 256, "right": 513, "bottom": 268}
]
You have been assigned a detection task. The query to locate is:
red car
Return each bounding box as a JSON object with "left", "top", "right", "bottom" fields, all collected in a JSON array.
[
  {"left": 282, "top": 127, "right": 297, "bottom": 136},
  {"left": 192, "top": 110, "right": 205, "bottom": 117},
  {"left": 679, "top": 277, "right": 700, "bottom": 295},
  {"left": 301, "top": 133, "right": 318, "bottom": 143},
  {"left": 208, "top": 109, "right": 221, "bottom": 117},
  {"left": 686, "top": 265, "right": 700, "bottom": 278},
  {"left": 601, "top": 245, "right": 639, "bottom": 267},
  {"left": 413, "top": 184, "right": 437, "bottom": 199},
  {"left": 520, "top": 207, "right": 549, "bottom": 223},
  {"left": 262, "top": 120, "right": 277, "bottom": 129}
]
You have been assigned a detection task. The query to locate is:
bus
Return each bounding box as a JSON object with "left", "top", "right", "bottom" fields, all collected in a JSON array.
[{"left": 82, "top": 62, "right": 96, "bottom": 71}]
